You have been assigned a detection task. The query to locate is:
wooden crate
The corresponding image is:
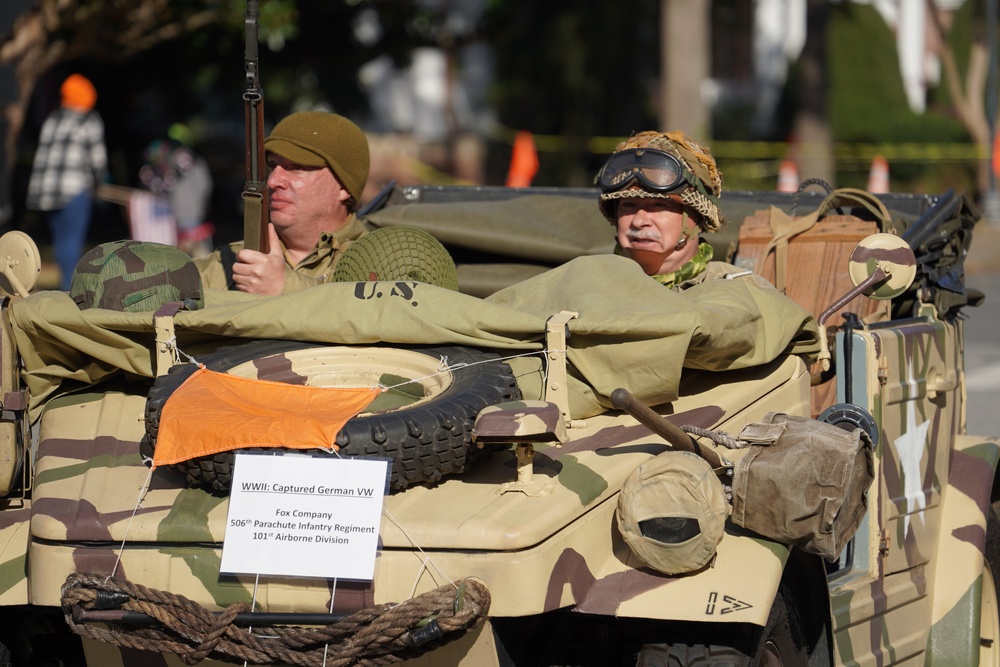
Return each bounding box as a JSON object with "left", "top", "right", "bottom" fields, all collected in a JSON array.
[{"left": 735, "top": 209, "right": 885, "bottom": 417}]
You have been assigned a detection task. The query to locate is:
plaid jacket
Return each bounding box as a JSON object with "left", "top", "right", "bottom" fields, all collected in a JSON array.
[{"left": 26, "top": 108, "right": 107, "bottom": 211}]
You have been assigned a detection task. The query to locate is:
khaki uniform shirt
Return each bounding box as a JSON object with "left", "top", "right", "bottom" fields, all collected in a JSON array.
[
  {"left": 194, "top": 214, "right": 370, "bottom": 293},
  {"left": 674, "top": 260, "right": 776, "bottom": 291}
]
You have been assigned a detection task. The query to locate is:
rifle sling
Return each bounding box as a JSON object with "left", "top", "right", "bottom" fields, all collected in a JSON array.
[{"left": 243, "top": 191, "right": 266, "bottom": 253}]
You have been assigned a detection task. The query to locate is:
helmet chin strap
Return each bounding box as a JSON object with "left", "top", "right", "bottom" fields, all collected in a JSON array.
[{"left": 673, "top": 212, "right": 699, "bottom": 251}]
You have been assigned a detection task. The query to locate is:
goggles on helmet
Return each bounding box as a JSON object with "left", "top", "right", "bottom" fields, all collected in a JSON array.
[{"left": 596, "top": 149, "right": 688, "bottom": 194}]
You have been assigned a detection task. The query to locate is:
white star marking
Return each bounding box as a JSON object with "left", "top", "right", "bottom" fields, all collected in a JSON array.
[{"left": 894, "top": 361, "right": 931, "bottom": 538}]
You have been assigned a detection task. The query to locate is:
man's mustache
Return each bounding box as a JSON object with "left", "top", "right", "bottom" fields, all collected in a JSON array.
[{"left": 626, "top": 229, "right": 662, "bottom": 241}]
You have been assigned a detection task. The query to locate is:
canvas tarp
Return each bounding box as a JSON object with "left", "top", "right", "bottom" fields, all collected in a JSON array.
[
  {"left": 10, "top": 255, "right": 820, "bottom": 422},
  {"left": 363, "top": 194, "right": 615, "bottom": 264}
]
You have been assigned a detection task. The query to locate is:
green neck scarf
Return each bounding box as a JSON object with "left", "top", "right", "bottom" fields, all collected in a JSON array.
[{"left": 615, "top": 242, "right": 714, "bottom": 288}]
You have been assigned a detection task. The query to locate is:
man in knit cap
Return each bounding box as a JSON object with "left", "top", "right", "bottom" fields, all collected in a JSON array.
[
  {"left": 596, "top": 130, "right": 771, "bottom": 290},
  {"left": 195, "top": 111, "right": 371, "bottom": 295},
  {"left": 27, "top": 73, "right": 108, "bottom": 291}
]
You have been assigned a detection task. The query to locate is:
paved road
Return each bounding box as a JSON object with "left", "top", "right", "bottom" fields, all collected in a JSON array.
[{"left": 964, "top": 271, "right": 1000, "bottom": 438}]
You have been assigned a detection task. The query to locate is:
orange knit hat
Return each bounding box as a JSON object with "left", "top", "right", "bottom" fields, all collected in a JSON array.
[{"left": 60, "top": 74, "right": 97, "bottom": 112}]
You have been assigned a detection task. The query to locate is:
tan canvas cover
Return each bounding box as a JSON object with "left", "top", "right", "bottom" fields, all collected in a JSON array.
[
  {"left": 10, "top": 255, "right": 819, "bottom": 422},
  {"left": 616, "top": 451, "right": 728, "bottom": 574}
]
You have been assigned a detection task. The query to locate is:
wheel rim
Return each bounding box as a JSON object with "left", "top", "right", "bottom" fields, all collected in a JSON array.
[
  {"left": 758, "top": 641, "right": 784, "bottom": 667},
  {"left": 224, "top": 347, "right": 455, "bottom": 414},
  {"left": 982, "top": 556, "right": 1000, "bottom": 666}
]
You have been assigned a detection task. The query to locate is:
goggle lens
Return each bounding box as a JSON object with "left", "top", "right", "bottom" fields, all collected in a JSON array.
[{"left": 598, "top": 149, "right": 686, "bottom": 194}]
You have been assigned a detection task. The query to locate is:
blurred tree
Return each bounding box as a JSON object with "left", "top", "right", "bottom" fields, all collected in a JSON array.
[
  {"left": 481, "top": 0, "right": 660, "bottom": 186},
  {"left": 661, "top": 0, "right": 710, "bottom": 141},
  {"left": 2, "top": 0, "right": 988, "bottom": 204},
  {"left": 0, "top": 0, "right": 420, "bottom": 245},
  {"left": 2, "top": 0, "right": 216, "bottom": 186},
  {"left": 790, "top": 0, "right": 833, "bottom": 184},
  {"left": 928, "top": 0, "right": 997, "bottom": 192},
  {"left": 0, "top": 0, "right": 303, "bottom": 194},
  {"left": 827, "top": 2, "right": 972, "bottom": 193}
]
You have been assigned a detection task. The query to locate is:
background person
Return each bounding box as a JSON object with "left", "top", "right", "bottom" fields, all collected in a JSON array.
[
  {"left": 26, "top": 73, "right": 108, "bottom": 291},
  {"left": 194, "top": 111, "right": 370, "bottom": 296},
  {"left": 139, "top": 139, "right": 214, "bottom": 258}
]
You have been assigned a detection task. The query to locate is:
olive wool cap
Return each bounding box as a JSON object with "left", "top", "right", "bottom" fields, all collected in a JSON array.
[{"left": 264, "top": 112, "right": 370, "bottom": 203}]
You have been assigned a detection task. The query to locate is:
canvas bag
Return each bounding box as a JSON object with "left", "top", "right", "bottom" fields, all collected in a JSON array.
[{"left": 729, "top": 412, "right": 874, "bottom": 561}]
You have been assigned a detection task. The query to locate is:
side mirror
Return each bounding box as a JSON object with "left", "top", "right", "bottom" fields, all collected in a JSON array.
[
  {"left": 846, "top": 233, "right": 917, "bottom": 300},
  {"left": 0, "top": 231, "right": 41, "bottom": 298},
  {"left": 815, "top": 233, "right": 916, "bottom": 373}
]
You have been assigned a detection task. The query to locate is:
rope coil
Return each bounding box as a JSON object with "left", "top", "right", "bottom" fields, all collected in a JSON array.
[{"left": 61, "top": 573, "right": 491, "bottom": 666}]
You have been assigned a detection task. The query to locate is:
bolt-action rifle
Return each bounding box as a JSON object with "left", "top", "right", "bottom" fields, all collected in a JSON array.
[{"left": 242, "top": 0, "right": 269, "bottom": 253}]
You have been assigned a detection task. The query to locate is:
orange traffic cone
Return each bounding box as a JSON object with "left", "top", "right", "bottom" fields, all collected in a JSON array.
[
  {"left": 777, "top": 158, "right": 799, "bottom": 193},
  {"left": 992, "top": 133, "right": 1000, "bottom": 181},
  {"left": 867, "top": 155, "right": 889, "bottom": 194},
  {"left": 506, "top": 131, "right": 539, "bottom": 187}
]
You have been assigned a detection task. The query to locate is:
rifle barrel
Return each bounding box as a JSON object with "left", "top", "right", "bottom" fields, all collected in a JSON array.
[{"left": 242, "top": 0, "right": 269, "bottom": 254}]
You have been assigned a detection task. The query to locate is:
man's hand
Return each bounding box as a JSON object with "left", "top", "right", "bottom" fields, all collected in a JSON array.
[{"left": 232, "top": 225, "right": 285, "bottom": 295}]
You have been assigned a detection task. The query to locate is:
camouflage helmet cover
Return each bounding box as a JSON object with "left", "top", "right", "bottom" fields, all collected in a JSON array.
[
  {"left": 332, "top": 226, "right": 459, "bottom": 291},
  {"left": 70, "top": 240, "right": 203, "bottom": 312},
  {"left": 598, "top": 130, "right": 725, "bottom": 232}
]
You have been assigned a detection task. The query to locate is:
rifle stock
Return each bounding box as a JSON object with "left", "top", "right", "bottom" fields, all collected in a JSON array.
[{"left": 242, "top": 0, "right": 269, "bottom": 253}]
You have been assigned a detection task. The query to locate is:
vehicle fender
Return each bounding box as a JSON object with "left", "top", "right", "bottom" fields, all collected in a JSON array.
[
  {"left": 0, "top": 503, "right": 30, "bottom": 605},
  {"left": 580, "top": 528, "right": 791, "bottom": 628},
  {"left": 925, "top": 433, "right": 1000, "bottom": 665}
]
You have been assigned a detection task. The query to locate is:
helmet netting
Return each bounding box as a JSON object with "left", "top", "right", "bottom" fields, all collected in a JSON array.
[{"left": 597, "top": 130, "right": 725, "bottom": 232}]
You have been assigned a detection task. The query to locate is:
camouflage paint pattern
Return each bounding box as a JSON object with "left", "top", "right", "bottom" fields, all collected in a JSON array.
[
  {"left": 69, "top": 240, "right": 202, "bottom": 313},
  {"left": 827, "top": 313, "right": 1000, "bottom": 666},
  {"left": 3, "top": 286, "right": 997, "bottom": 665},
  {"left": 0, "top": 297, "right": 25, "bottom": 497},
  {"left": 25, "top": 351, "right": 806, "bottom": 626},
  {"left": 0, "top": 503, "right": 28, "bottom": 605},
  {"left": 473, "top": 400, "right": 567, "bottom": 443}
]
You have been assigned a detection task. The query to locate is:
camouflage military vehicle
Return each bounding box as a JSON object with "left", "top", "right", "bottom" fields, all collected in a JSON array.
[{"left": 0, "top": 185, "right": 992, "bottom": 667}]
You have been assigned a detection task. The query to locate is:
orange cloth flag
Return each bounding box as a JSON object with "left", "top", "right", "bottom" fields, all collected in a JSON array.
[
  {"left": 152, "top": 367, "right": 381, "bottom": 467},
  {"left": 505, "top": 130, "right": 539, "bottom": 187}
]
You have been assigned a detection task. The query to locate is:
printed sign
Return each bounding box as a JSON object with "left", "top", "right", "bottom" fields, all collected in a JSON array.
[{"left": 221, "top": 453, "right": 389, "bottom": 580}]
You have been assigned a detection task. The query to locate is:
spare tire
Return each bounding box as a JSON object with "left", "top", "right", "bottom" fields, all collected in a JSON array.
[{"left": 142, "top": 340, "right": 521, "bottom": 493}]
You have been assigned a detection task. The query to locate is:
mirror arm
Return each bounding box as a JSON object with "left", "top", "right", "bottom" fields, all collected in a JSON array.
[{"left": 815, "top": 266, "right": 887, "bottom": 373}]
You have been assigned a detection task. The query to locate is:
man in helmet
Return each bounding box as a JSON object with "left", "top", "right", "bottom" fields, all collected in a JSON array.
[
  {"left": 596, "top": 130, "right": 771, "bottom": 289},
  {"left": 194, "top": 111, "right": 372, "bottom": 296}
]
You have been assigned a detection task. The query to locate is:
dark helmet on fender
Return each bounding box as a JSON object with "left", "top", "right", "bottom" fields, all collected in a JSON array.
[{"left": 70, "top": 240, "right": 203, "bottom": 312}]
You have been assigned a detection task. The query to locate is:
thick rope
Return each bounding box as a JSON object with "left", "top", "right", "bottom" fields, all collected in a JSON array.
[
  {"left": 681, "top": 424, "right": 745, "bottom": 450},
  {"left": 61, "top": 573, "right": 490, "bottom": 666}
]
